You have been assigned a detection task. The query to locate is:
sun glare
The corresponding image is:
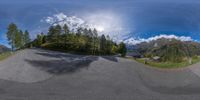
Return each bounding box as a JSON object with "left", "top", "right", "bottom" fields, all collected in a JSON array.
[{"left": 95, "top": 26, "right": 105, "bottom": 32}]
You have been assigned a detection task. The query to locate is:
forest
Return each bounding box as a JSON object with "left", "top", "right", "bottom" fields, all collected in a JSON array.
[
  {"left": 136, "top": 38, "right": 200, "bottom": 63},
  {"left": 6, "top": 23, "right": 127, "bottom": 56},
  {"left": 6, "top": 23, "right": 31, "bottom": 51}
]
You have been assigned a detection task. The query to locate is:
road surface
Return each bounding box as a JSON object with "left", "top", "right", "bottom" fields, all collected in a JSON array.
[{"left": 0, "top": 49, "right": 200, "bottom": 100}]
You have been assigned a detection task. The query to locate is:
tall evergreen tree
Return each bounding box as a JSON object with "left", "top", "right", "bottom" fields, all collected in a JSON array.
[
  {"left": 100, "top": 34, "right": 106, "bottom": 54},
  {"left": 93, "top": 29, "right": 98, "bottom": 37},
  {"left": 83, "top": 28, "right": 89, "bottom": 36},
  {"left": 6, "top": 23, "right": 18, "bottom": 51},
  {"left": 14, "top": 30, "right": 23, "bottom": 49},
  {"left": 118, "top": 42, "right": 127, "bottom": 57},
  {"left": 88, "top": 29, "right": 93, "bottom": 37},
  {"left": 36, "top": 33, "right": 44, "bottom": 47},
  {"left": 28, "top": 25, "right": 121, "bottom": 55},
  {"left": 54, "top": 25, "right": 62, "bottom": 43},
  {"left": 42, "top": 35, "right": 47, "bottom": 44},
  {"left": 92, "top": 29, "right": 98, "bottom": 55},
  {"left": 106, "top": 35, "right": 112, "bottom": 54},
  {"left": 24, "top": 30, "right": 31, "bottom": 45},
  {"left": 63, "top": 24, "right": 70, "bottom": 43},
  {"left": 47, "top": 26, "right": 55, "bottom": 42},
  {"left": 77, "top": 28, "right": 83, "bottom": 36}
]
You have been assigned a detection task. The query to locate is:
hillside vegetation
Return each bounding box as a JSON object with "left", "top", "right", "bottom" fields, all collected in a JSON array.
[
  {"left": 5, "top": 23, "right": 127, "bottom": 56},
  {"left": 30, "top": 24, "right": 127, "bottom": 56},
  {"left": 0, "top": 45, "right": 12, "bottom": 61},
  {"left": 136, "top": 38, "right": 200, "bottom": 63},
  {"left": 6, "top": 23, "right": 31, "bottom": 51}
]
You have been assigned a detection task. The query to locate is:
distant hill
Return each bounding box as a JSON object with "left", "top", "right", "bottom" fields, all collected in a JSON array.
[
  {"left": 0, "top": 45, "right": 10, "bottom": 53},
  {"left": 134, "top": 38, "right": 200, "bottom": 62}
]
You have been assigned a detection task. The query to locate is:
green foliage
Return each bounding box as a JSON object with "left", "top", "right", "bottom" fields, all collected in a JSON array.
[
  {"left": 6, "top": 23, "right": 18, "bottom": 51},
  {"left": 5, "top": 23, "right": 127, "bottom": 56},
  {"left": 0, "top": 52, "right": 14, "bottom": 61},
  {"left": 160, "top": 43, "right": 185, "bottom": 62},
  {"left": 24, "top": 30, "right": 31, "bottom": 45},
  {"left": 192, "top": 55, "right": 199, "bottom": 59},
  {"left": 111, "top": 45, "right": 118, "bottom": 54},
  {"left": 118, "top": 42, "right": 127, "bottom": 57},
  {"left": 14, "top": 30, "right": 23, "bottom": 49},
  {"left": 137, "top": 39, "right": 200, "bottom": 63},
  {"left": 6, "top": 23, "right": 31, "bottom": 50},
  {"left": 144, "top": 53, "right": 153, "bottom": 58},
  {"left": 134, "top": 57, "right": 200, "bottom": 69},
  {"left": 31, "top": 25, "right": 126, "bottom": 55},
  {"left": 100, "top": 35, "right": 106, "bottom": 54},
  {"left": 47, "top": 25, "right": 62, "bottom": 43},
  {"left": 36, "top": 33, "right": 44, "bottom": 47}
]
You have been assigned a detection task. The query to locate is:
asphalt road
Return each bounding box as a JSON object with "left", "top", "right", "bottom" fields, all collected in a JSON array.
[{"left": 0, "top": 49, "right": 200, "bottom": 100}]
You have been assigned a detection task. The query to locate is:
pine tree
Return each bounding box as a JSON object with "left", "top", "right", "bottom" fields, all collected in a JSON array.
[
  {"left": 77, "top": 28, "right": 82, "bottom": 36},
  {"left": 92, "top": 29, "right": 98, "bottom": 55},
  {"left": 100, "top": 34, "right": 106, "bottom": 54},
  {"left": 88, "top": 29, "right": 93, "bottom": 37},
  {"left": 47, "top": 26, "right": 55, "bottom": 42},
  {"left": 54, "top": 25, "right": 62, "bottom": 43},
  {"left": 93, "top": 29, "right": 98, "bottom": 37},
  {"left": 84, "top": 28, "right": 89, "bottom": 36},
  {"left": 106, "top": 35, "right": 112, "bottom": 54},
  {"left": 14, "top": 30, "right": 23, "bottom": 49},
  {"left": 36, "top": 33, "right": 43, "bottom": 47},
  {"left": 63, "top": 24, "right": 70, "bottom": 43},
  {"left": 118, "top": 42, "right": 127, "bottom": 57},
  {"left": 24, "top": 30, "right": 31, "bottom": 45},
  {"left": 6, "top": 23, "right": 18, "bottom": 51}
]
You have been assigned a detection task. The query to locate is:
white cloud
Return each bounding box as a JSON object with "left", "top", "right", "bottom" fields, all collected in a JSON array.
[
  {"left": 83, "top": 11, "right": 125, "bottom": 36},
  {"left": 42, "top": 13, "right": 88, "bottom": 32},
  {"left": 41, "top": 13, "right": 195, "bottom": 45},
  {"left": 124, "top": 34, "right": 193, "bottom": 45},
  {"left": 42, "top": 12, "right": 128, "bottom": 40},
  {"left": 45, "top": 17, "right": 54, "bottom": 24}
]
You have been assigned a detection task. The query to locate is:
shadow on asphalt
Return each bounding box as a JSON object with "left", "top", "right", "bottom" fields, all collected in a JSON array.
[
  {"left": 35, "top": 52, "right": 81, "bottom": 59},
  {"left": 35, "top": 49, "right": 118, "bottom": 62},
  {"left": 101, "top": 56, "right": 118, "bottom": 62},
  {"left": 136, "top": 68, "right": 200, "bottom": 95},
  {"left": 148, "top": 85, "right": 200, "bottom": 95},
  {"left": 25, "top": 51, "right": 99, "bottom": 75}
]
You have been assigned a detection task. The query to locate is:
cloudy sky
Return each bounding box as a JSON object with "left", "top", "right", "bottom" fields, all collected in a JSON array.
[{"left": 1, "top": 0, "right": 200, "bottom": 46}]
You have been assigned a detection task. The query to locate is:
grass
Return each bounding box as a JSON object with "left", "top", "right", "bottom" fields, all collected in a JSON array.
[
  {"left": 129, "top": 57, "right": 200, "bottom": 69},
  {"left": 0, "top": 52, "right": 14, "bottom": 61}
]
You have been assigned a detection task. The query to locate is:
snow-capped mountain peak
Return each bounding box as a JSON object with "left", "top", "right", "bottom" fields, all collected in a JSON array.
[{"left": 124, "top": 34, "right": 193, "bottom": 45}]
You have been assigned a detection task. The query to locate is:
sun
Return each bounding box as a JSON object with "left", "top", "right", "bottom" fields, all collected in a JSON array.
[{"left": 95, "top": 26, "right": 105, "bottom": 32}]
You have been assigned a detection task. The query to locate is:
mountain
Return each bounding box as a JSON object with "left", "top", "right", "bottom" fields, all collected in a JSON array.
[
  {"left": 0, "top": 45, "right": 10, "bottom": 53},
  {"left": 133, "top": 38, "right": 200, "bottom": 62}
]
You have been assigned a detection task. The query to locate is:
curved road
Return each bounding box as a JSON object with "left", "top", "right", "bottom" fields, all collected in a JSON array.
[{"left": 0, "top": 49, "right": 200, "bottom": 100}]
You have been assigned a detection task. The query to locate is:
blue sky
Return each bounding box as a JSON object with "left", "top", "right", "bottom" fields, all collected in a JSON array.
[{"left": 1, "top": 0, "right": 200, "bottom": 47}]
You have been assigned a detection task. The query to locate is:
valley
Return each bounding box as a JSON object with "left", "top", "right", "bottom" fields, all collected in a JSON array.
[{"left": 128, "top": 38, "right": 200, "bottom": 68}]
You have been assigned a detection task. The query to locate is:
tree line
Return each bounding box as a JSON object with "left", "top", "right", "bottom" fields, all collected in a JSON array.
[
  {"left": 138, "top": 39, "right": 200, "bottom": 63},
  {"left": 6, "top": 23, "right": 31, "bottom": 51},
  {"left": 6, "top": 23, "right": 127, "bottom": 56}
]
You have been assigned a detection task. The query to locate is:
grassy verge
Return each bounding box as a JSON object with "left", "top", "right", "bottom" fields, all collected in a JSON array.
[
  {"left": 128, "top": 57, "right": 200, "bottom": 69},
  {"left": 0, "top": 52, "right": 14, "bottom": 61}
]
